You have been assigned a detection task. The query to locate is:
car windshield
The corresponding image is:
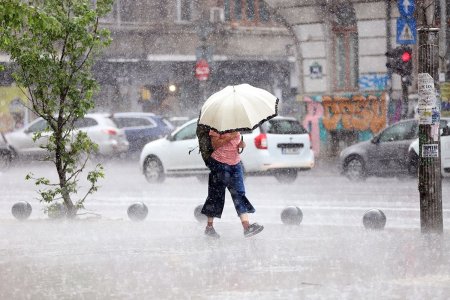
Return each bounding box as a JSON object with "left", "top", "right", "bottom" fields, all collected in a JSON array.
[
  {"left": 379, "top": 120, "right": 417, "bottom": 142},
  {"left": 27, "top": 119, "right": 49, "bottom": 133},
  {"left": 173, "top": 123, "right": 197, "bottom": 141},
  {"left": 262, "top": 119, "right": 307, "bottom": 134},
  {"left": 113, "top": 117, "right": 155, "bottom": 128},
  {"left": 73, "top": 118, "right": 98, "bottom": 129}
]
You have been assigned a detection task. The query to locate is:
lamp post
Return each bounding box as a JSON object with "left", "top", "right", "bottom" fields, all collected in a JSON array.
[{"left": 195, "top": 18, "right": 214, "bottom": 108}]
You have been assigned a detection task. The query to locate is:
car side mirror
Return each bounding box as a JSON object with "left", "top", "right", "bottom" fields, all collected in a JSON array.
[
  {"left": 166, "top": 134, "right": 174, "bottom": 141},
  {"left": 371, "top": 136, "right": 379, "bottom": 144}
]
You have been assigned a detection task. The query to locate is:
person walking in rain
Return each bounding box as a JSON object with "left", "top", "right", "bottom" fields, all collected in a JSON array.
[{"left": 201, "top": 130, "right": 264, "bottom": 238}]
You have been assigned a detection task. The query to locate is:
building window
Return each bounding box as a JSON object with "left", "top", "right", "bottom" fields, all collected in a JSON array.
[
  {"left": 330, "top": 4, "right": 359, "bottom": 91},
  {"left": 333, "top": 28, "right": 358, "bottom": 90},
  {"left": 223, "top": 0, "right": 271, "bottom": 25},
  {"left": 177, "top": 0, "right": 192, "bottom": 22},
  {"left": 114, "top": 0, "right": 167, "bottom": 23}
]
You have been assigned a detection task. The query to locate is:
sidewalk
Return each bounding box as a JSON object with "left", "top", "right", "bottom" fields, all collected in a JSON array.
[{"left": 0, "top": 217, "right": 449, "bottom": 299}]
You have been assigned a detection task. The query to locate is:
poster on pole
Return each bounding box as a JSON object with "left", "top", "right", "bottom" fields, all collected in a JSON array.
[
  {"left": 417, "top": 73, "right": 439, "bottom": 124},
  {"left": 422, "top": 144, "right": 439, "bottom": 158}
]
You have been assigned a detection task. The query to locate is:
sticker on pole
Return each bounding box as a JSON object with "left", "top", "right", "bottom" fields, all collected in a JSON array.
[
  {"left": 417, "top": 73, "right": 438, "bottom": 124},
  {"left": 422, "top": 144, "right": 439, "bottom": 158}
]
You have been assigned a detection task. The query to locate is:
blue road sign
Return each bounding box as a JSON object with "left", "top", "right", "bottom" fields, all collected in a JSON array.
[
  {"left": 397, "top": 17, "right": 416, "bottom": 44},
  {"left": 398, "top": 0, "right": 415, "bottom": 16}
]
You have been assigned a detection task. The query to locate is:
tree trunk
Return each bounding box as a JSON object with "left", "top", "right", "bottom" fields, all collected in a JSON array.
[{"left": 54, "top": 127, "right": 76, "bottom": 218}]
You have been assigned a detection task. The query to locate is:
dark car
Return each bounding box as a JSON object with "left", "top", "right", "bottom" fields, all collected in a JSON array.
[
  {"left": 112, "top": 112, "right": 174, "bottom": 153},
  {"left": 0, "top": 132, "right": 13, "bottom": 169},
  {"left": 339, "top": 119, "right": 419, "bottom": 180}
]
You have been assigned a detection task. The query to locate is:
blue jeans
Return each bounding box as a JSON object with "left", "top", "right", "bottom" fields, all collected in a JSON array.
[{"left": 201, "top": 158, "right": 255, "bottom": 218}]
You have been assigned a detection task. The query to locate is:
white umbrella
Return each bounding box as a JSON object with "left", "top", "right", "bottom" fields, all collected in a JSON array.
[{"left": 199, "top": 84, "right": 279, "bottom": 133}]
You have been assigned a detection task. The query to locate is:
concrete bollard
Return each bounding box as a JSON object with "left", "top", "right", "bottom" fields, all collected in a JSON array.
[
  {"left": 363, "top": 209, "right": 386, "bottom": 230},
  {"left": 281, "top": 206, "right": 303, "bottom": 225},
  {"left": 194, "top": 204, "right": 207, "bottom": 222},
  {"left": 11, "top": 201, "right": 32, "bottom": 220},
  {"left": 127, "top": 202, "right": 148, "bottom": 221}
]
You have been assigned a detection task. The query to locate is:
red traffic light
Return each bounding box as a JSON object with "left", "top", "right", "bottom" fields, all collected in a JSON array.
[{"left": 401, "top": 51, "right": 411, "bottom": 62}]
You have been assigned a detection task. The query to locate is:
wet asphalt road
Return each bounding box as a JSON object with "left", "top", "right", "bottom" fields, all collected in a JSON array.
[{"left": 0, "top": 160, "right": 449, "bottom": 299}]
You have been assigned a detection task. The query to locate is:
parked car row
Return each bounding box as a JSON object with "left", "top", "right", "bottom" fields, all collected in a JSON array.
[
  {"left": 1, "top": 113, "right": 129, "bottom": 161},
  {"left": 339, "top": 118, "right": 450, "bottom": 180},
  {"left": 0, "top": 112, "right": 175, "bottom": 168},
  {"left": 1, "top": 111, "right": 315, "bottom": 183},
  {"left": 139, "top": 116, "right": 315, "bottom": 184},
  {"left": 4, "top": 110, "right": 449, "bottom": 183}
]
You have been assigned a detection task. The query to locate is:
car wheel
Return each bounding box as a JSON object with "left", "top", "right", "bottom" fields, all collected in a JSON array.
[
  {"left": 0, "top": 150, "right": 12, "bottom": 170},
  {"left": 274, "top": 169, "right": 298, "bottom": 184},
  {"left": 344, "top": 156, "right": 366, "bottom": 181},
  {"left": 407, "top": 150, "right": 419, "bottom": 177},
  {"left": 143, "top": 156, "right": 165, "bottom": 183}
]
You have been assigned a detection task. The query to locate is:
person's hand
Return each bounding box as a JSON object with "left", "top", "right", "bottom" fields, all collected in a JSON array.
[{"left": 238, "top": 140, "right": 246, "bottom": 149}]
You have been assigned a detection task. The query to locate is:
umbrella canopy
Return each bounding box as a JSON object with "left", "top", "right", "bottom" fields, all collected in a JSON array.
[{"left": 199, "top": 84, "right": 279, "bottom": 133}]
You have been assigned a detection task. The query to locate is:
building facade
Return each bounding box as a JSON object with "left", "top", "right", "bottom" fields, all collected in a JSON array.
[
  {"left": 265, "top": 0, "right": 449, "bottom": 156},
  {"left": 93, "top": 0, "right": 296, "bottom": 118},
  {"left": 1, "top": 0, "right": 449, "bottom": 158}
]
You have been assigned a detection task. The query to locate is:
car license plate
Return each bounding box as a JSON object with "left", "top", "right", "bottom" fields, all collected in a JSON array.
[{"left": 282, "top": 147, "right": 299, "bottom": 154}]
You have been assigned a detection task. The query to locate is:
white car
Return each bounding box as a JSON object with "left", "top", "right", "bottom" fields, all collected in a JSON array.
[
  {"left": 139, "top": 116, "right": 314, "bottom": 184},
  {"left": 4, "top": 113, "right": 129, "bottom": 160},
  {"left": 408, "top": 118, "right": 450, "bottom": 176}
]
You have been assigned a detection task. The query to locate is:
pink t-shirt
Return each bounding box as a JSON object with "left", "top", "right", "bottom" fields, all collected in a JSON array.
[{"left": 210, "top": 130, "right": 241, "bottom": 165}]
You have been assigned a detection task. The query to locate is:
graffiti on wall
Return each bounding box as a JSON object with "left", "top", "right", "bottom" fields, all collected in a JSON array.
[
  {"left": 322, "top": 94, "right": 387, "bottom": 134},
  {"left": 358, "top": 74, "right": 388, "bottom": 91},
  {"left": 302, "top": 96, "right": 324, "bottom": 154},
  {"left": 302, "top": 93, "right": 387, "bottom": 155}
]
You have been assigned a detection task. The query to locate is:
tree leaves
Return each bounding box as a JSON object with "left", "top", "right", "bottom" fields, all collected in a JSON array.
[{"left": 1, "top": 0, "right": 113, "bottom": 218}]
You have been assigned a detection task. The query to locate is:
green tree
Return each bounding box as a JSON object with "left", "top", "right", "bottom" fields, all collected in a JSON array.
[{"left": 0, "top": 0, "right": 114, "bottom": 218}]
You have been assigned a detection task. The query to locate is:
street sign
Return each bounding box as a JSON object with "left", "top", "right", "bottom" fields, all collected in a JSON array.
[
  {"left": 396, "top": 17, "right": 416, "bottom": 44},
  {"left": 397, "top": 0, "right": 415, "bottom": 17},
  {"left": 195, "top": 59, "right": 210, "bottom": 81}
]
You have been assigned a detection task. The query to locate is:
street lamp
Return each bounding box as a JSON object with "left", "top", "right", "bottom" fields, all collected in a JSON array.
[{"left": 168, "top": 84, "right": 177, "bottom": 93}]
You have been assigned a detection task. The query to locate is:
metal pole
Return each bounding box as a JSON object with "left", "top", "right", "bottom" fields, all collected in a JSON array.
[
  {"left": 417, "top": 27, "right": 443, "bottom": 233},
  {"left": 439, "top": 0, "right": 447, "bottom": 77},
  {"left": 386, "top": 0, "right": 393, "bottom": 114},
  {"left": 401, "top": 80, "right": 409, "bottom": 118}
]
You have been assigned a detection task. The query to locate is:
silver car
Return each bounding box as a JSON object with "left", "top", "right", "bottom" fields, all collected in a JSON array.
[
  {"left": 3, "top": 113, "right": 129, "bottom": 161},
  {"left": 340, "top": 119, "right": 419, "bottom": 180}
]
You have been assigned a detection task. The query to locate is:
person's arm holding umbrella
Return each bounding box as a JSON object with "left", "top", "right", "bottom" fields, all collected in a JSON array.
[{"left": 210, "top": 131, "right": 239, "bottom": 149}]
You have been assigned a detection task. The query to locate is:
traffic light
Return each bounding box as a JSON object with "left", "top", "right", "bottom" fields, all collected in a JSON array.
[{"left": 385, "top": 46, "right": 413, "bottom": 78}]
